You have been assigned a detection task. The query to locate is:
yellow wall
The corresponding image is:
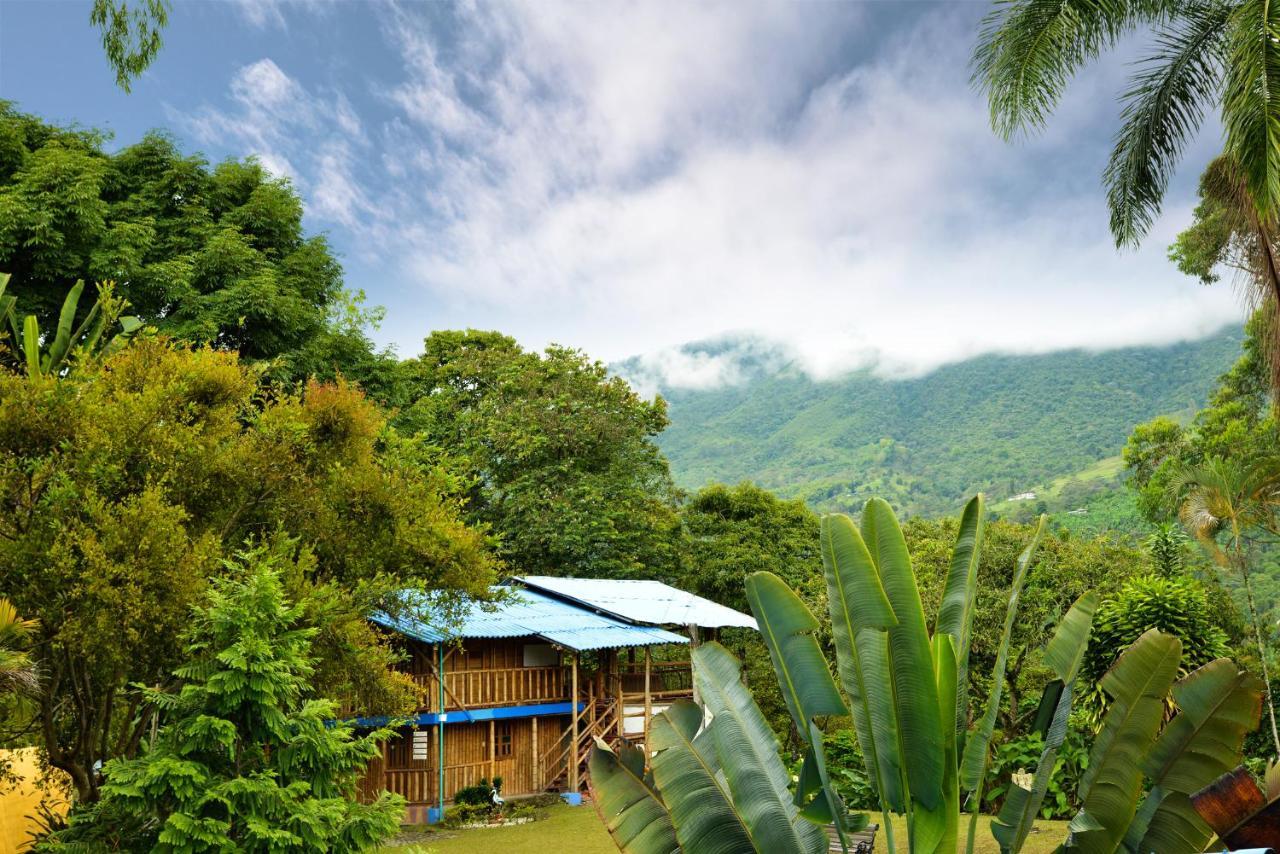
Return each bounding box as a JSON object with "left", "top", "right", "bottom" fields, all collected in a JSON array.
[{"left": 0, "top": 749, "right": 67, "bottom": 853}]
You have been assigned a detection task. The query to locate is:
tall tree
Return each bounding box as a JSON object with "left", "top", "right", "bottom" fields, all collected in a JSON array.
[
  {"left": 1172, "top": 455, "right": 1280, "bottom": 753},
  {"left": 679, "top": 482, "right": 822, "bottom": 613},
  {"left": 0, "top": 106, "right": 400, "bottom": 398},
  {"left": 973, "top": 0, "right": 1280, "bottom": 393},
  {"left": 0, "top": 338, "right": 496, "bottom": 801},
  {"left": 43, "top": 543, "right": 404, "bottom": 851},
  {"left": 396, "top": 330, "right": 684, "bottom": 580}
]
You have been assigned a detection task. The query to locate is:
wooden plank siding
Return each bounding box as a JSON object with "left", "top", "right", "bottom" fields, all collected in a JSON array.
[
  {"left": 357, "top": 715, "right": 570, "bottom": 805},
  {"left": 398, "top": 638, "right": 569, "bottom": 712}
]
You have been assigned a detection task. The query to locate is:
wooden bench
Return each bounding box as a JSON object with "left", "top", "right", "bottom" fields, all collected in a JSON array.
[{"left": 825, "top": 822, "right": 878, "bottom": 853}]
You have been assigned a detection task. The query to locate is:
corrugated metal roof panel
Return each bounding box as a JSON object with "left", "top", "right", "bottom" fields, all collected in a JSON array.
[
  {"left": 512, "top": 576, "right": 758, "bottom": 630},
  {"left": 371, "top": 587, "right": 688, "bottom": 651}
]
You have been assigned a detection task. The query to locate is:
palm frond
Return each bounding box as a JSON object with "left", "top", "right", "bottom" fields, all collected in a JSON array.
[
  {"left": 972, "top": 0, "right": 1171, "bottom": 139},
  {"left": 1222, "top": 0, "right": 1280, "bottom": 220},
  {"left": 1105, "top": 1, "right": 1230, "bottom": 247}
]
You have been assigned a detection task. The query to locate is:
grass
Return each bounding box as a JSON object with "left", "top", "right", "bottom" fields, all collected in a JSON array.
[{"left": 381, "top": 803, "right": 1072, "bottom": 853}]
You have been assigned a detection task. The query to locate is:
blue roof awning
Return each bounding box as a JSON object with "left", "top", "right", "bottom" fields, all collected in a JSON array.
[{"left": 373, "top": 587, "right": 688, "bottom": 652}]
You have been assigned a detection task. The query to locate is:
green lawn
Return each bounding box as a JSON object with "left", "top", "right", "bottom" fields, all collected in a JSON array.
[{"left": 382, "top": 804, "right": 1071, "bottom": 853}]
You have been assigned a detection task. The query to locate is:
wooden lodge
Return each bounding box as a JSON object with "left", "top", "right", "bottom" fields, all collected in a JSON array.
[{"left": 354, "top": 576, "right": 757, "bottom": 823}]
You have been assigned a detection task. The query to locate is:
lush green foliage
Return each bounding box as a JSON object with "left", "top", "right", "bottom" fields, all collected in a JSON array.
[
  {"left": 981, "top": 716, "right": 1091, "bottom": 821},
  {"left": 0, "top": 597, "right": 36, "bottom": 698},
  {"left": 0, "top": 339, "right": 495, "bottom": 801},
  {"left": 0, "top": 106, "right": 400, "bottom": 397},
  {"left": 41, "top": 545, "right": 404, "bottom": 852},
  {"left": 1079, "top": 574, "right": 1229, "bottom": 725},
  {"left": 90, "top": 0, "right": 170, "bottom": 92},
  {"left": 395, "top": 330, "right": 683, "bottom": 580},
  {"left": 593, "top": 497, "right": 1259, "bottom": 854},
  {"left": 645, "top": 330, "right": 1238, "bottom": 518}
]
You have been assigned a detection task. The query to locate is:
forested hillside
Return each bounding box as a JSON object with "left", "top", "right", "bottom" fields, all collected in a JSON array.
[{"left": 635, "top": 327, "right": 1243, "bottom": 518}]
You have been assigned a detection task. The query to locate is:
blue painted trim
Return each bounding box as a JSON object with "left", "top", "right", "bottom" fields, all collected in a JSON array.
[{"left": 350, "top": 701, "right": 583, "bottom": 729}]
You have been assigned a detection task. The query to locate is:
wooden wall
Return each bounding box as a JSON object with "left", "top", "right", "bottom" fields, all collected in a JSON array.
[
  {"left": 398, "top": 638, "right": 569, "bottom": 712},
  {"left": 357, "top": 715, "right": 570, "bottom": 806}
]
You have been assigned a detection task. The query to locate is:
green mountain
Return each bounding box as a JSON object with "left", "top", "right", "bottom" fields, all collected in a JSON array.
[{"left": 633, "top": 326, "right": 1244, "bottom": 519}]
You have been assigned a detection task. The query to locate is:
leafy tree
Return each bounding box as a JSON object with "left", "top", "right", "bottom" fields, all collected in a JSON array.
[
  {"left": 1079, "top": 573, "right": 1230, "bottom": 725},
  {"left": 90, "top": 0, "right": 170, "bottom": 93},
  {"left": 42, "top": 543, "right": 404, "bottom": 851},
  {"left": 0, "top": 338, "right": 495, "bottom": 801},
  {"left": 396, "top": 330, "right": 683, "bottom": 580},
  {"left": 973, "top": 1, "right": 1280, "bottom": 397},
  {"left": 903, "top": 516, "right": 1149, "bottom": 735},
  {"left": 1172, "top": 455, "right": 1280, "bottom": 753},
  {"left": 1145, "top": 523, "right": 1192, "bottom": 577},
  {"left": 679, "top": 482, "right": 822, "bottom": 613},
  {"left": 0, "top": 106, "right": 399, "bottom": 397}
]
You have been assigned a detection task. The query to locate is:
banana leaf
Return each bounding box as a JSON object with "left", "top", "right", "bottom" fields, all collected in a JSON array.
[
  {"left": 990, "top": 591, "right": 1098, "bottom": 853},
  {"left": 861, "top": 497, "right": 944, "bottom": 810},
  {"left": 744, "top": 572, "right": 848, "bottom": 834},
  {"left": 45, "top": 279, "right": 85, "bottom": 372},
  {"left": 935, "top": 494, "right": 986, "bottom": 747},
  {"left": 589, "top": 738, "right": 679, "bottom": 854},
  {"left": 22, "top": 315, "right": 40, "bottom": 377},
  {"left": 649, "top": 699, "right": 794, "bottom": 854},
  {"left": 913, "top": 633, "right": 961, "bottom": 854},
  {"left": 1121, "top": 659, "right": 1263, "bottom": 853},
  {"left": 1068, "top": 629, "right": 1182, "bottom": 853},
  {"left": 820, "top": 512, "right": 903, "bottom": 813},
  {"left": 960, "top": 514, "right": 1047, "bottom": 790},
  {"left": 691, "top": 642, "right": 827, "bottom": 852}
]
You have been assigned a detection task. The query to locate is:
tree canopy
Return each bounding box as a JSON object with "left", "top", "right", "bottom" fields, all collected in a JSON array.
[
  {"left": 395, "top": 329, "right": 684, "bottom": 580},
  {"left": 0, "top": 105, "right": 399, "bottom": 397},
  {"left": 0, "top": 338, "right": 495, "bottom": 800}
]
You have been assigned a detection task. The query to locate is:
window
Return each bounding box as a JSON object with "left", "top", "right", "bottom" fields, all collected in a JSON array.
[
  {"left": 495, "top": 722, "right": 514, "bottom": 758},
  {"left": 523, "top": 643, "right": 558, "bottom": 667}
]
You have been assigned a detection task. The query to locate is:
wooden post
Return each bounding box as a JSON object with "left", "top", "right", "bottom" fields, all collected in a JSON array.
[
  {"left": 489, "top": 719, "right": 496, "bottom": 781},
  {"left": 643, "top": 646, "right": 652, "bottom": 754},
  {"left": 570, "top": 653, "right": 579, "bottom": 792},
  {"left": 532, "top": 716, "right": 540, "bottom": 790},
  {"left": 688, "top": 626, "right": 701, "bottom": 706}
]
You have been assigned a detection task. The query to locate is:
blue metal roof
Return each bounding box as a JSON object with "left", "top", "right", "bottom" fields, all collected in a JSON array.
[
  {"left": 512, "top": 576, "right": 758, "bottom": 630},
  {"left": 372, "top": 587, "right": 687, "bottom": 652}
]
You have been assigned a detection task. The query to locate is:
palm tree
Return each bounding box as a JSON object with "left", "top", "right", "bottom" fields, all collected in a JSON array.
[
  {"left": 973, "top": 0, "right": 1280, "bottom": 390},
  {"left": 0, "top": 597, "right": 37, "bottom": 696},
  {"left": 1172, "top": 456, "right": 1280, "bottom": 753}
]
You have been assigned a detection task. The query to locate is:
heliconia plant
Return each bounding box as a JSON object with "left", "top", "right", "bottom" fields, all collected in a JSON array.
[
  {"left": 0, "top": 273, "right": 142, "bottom": 377},
  {"left": 589, "top": 495, "right": 1261, "bottom": 854}
]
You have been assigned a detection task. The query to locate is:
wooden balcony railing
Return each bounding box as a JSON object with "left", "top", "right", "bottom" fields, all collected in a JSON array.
[
  {"left": 619, "top": 661, "right": 692, "bottom": 700},
  {"left": 415, "top": 665, "right": 567, "bottom": 711}
]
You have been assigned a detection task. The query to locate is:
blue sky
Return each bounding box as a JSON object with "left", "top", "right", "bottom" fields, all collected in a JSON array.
[{"left": 0, "top": 0, "right": 1244, "bottom": 388}]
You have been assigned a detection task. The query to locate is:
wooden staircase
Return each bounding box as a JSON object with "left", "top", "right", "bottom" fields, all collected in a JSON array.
[{"left": 539, "top": 696, "right": 623, "bottom": 794}]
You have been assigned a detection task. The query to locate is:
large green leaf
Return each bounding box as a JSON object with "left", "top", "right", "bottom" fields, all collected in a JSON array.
[
  {"left": 744, "top": 572, "right": 848, "bottom": 835},
  {"left": 1069, "top": 629, "right": 1182, "bottom": 853},
  {"left": 1122, "top": 659, "right": 1263, "bottom": 854},
  {"left": 22, "top": 315, "right": 40, "bottom": 378},
  {"left": 45, "top": 278, "right": 85, "bottom": 372},
  {"left": 861, "top": 497, "right": 944, "bottom": 810},
  {"left": 913, "top": 633, "right": 960, "bottom": 854},
  {"left": 1223, "top": 0, "right": 1280, "bottom": 219},
  {"left": 589, "top": 738, "right": 679, "bottom": 854},
  {"left": 935, "top": 494, "right": 986, "bottom": 748},
  {"left": 820, "top": 513, "right": 903, "bottom": 813},
  {"left": 990, "top": 591, "right": 1098, "bottom": 854},
  {"left": 960, "top": 514, "right": 1047, "bottom": 790},
  {"left": 691, "top": 643, "right": 826, "bottom": 854},
  {"left": 650, "top": 701, "right": 808, "bottom": 854}
]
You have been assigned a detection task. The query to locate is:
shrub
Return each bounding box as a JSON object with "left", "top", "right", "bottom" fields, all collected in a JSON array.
[{"left": 1081, "top": 573, "right": 1229, "bottom": 724}]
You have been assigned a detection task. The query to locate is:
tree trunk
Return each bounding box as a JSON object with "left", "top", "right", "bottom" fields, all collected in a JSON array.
[{"left": 1238, "top": 552, "right": 1280, "bottom": 755}]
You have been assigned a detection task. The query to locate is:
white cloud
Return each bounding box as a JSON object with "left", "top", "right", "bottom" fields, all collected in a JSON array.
[{"left": 187, "top": 2, "right": 1244, "bottom": 385}]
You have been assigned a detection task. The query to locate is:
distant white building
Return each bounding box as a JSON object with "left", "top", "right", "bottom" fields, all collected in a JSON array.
[{"left": 1008, "top": 491, "right": 1037, "bottom": 502}]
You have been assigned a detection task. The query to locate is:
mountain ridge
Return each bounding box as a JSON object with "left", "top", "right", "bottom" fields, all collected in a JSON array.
[{"left": 641, "top": 325, "right": 1244, "bottom": 518}]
